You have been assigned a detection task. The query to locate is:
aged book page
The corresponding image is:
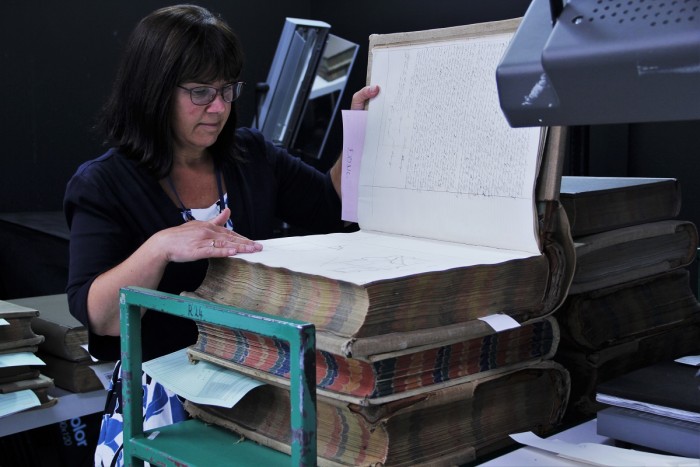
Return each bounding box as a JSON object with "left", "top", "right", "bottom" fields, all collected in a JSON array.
[
  {"left": 236, "top": 20, "right": 543, "bottom": 285},
  {"left": 360, "top": 30, "right": 542, "bottom": 254},
  {"left": 231, "top": 230, "right": 535, "bottom": 285}
]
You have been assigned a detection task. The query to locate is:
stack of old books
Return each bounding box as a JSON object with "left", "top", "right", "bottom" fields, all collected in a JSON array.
[
  {"left": 0, "top": 295, "right": 107, "bottom": 467},
  {"left": 10, "top": 294, "right": 110, "bottom": 393},
  {"left": 553, "top": 176, "right": 700, "bottom": 423},
  {"left": 174, "top": 20, "right": 577, "bottom": 466},
  {"left": 0, "top": 299, "right": 55, "bottom": 417}
]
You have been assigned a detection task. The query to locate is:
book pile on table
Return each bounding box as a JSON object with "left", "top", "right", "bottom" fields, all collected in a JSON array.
[
  {"left": 1, "top": 294, "right": 108, "bottom": 467},
  {"left": 11, "top": 294, "right": 112, "bottom": 393},
  {"left": 177, "top": 20, "right": 577, "bottom": 466},
  {"left": 552, "top": 176, "right": 700, "bottom": 423},
  {"left": 595, "top": 358, "right": 700, "bottom": 458},
  {"left": 0, "top": 299, "right": 55, "bottom": 417}
]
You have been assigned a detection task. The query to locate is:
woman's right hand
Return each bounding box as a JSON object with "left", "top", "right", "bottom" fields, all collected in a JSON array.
[
  {"left": 87, "top": 208, "right": 262, "bottom": 336},
  {"left": 153, "top": 208, "right": 263, "bottom": 263}
]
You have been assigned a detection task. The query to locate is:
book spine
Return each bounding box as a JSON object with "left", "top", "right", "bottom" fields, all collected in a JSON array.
[{"left": 192, "top": 318, "right": 557, "bottom": 398}]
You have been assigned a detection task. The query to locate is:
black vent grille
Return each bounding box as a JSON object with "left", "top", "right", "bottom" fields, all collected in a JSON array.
[{"left": 575, "top": 0, "right": 699, "bottom": 26}]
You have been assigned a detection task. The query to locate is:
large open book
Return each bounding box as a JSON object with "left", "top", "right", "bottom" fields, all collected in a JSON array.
[
  {"left": 183, "top": 20, "right": 574, "bottom": 465},
  {"left": 188, "top": 18, "right": 573, "bottom": 355}
]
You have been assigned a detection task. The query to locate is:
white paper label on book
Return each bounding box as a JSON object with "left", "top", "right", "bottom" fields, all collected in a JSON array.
[{"left": 478, "top": 313, "right": 521, "bottom": 332}]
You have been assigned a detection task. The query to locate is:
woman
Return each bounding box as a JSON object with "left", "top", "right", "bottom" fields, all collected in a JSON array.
[{"left": 63, "top": 4, "right": 378, "bottom": 465}]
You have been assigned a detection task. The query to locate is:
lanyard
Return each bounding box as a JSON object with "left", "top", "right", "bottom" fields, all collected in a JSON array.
[
  {"left": 166, "top": 167, "right": 234, "bottom": 229},
  {"left": 214, "top": 167, "right": 234, "bottom": 229}
]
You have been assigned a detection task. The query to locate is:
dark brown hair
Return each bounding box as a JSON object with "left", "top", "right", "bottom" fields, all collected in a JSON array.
[{"left": 99, "top": 4, "right": 244, "bottom": 178}]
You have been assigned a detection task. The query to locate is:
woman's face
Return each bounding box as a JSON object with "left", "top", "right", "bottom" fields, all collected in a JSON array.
[{"left": 171, "top": 80, "right": 231, "bottom": 158}]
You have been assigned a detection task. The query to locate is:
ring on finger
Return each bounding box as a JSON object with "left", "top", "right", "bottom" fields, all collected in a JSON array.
[{"left": 211, "top": 240, "right": 216, "bottom": 248}]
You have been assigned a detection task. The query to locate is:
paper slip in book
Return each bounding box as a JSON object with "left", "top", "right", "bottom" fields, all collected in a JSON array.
[
  {"left": 142, "top": 348, "right": 263, "bottom": 408},
  {"left": 188, "top": 18, "right": 574, "bottom": 353},
  {"left": 0, "top": 352, "right": 45, "bottom": 385},
  {"left": 0, "top": 390, "right": 41, "bottom": 419},
  {"left": 0, "top": 373, "right": 57, "bottom": 410}
]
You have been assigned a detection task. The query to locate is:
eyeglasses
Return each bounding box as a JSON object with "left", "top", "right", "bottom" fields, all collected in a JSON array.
[{"left": 177, "top": 82, "right": 245, "bottom": 105}]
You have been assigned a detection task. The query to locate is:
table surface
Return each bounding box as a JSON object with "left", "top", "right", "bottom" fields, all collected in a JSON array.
[{"left": 479, "top": 419, "right": 614, "bottom": 466}]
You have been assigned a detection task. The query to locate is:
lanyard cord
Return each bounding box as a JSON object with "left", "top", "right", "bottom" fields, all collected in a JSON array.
[
  {"left": 165, "top": 175, "right": 194, "bottom": 221},
  {"left": 214, "top": 167, "right": 234, "bottom": 229},
  {"left": 166, "top": 167, "right": 234, "bottom": 229}
]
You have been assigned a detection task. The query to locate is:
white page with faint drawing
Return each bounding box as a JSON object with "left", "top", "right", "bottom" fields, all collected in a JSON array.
[
  {"left": 359, "top": 33, "right": 542, "bottom": 255},
  {"left": 232, "top": 230, "right": 536, "bottom": 285}
]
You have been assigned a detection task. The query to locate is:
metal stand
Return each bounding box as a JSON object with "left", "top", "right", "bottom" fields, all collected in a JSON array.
[{"left": 119, "top": 286, "right": 317, "bottom": 466}]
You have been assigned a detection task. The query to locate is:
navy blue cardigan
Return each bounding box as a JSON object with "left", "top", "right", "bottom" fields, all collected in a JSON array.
[{"left": 64, "top": 127, "right": 342, "bottom": 362}]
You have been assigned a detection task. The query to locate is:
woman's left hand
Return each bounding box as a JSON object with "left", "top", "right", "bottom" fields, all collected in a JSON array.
[
  {"left": 350, "top": 85, "right": 380, "bottom": 111},
  {"left": 330, "top": 85, "right": 381, "bottom": 197}
]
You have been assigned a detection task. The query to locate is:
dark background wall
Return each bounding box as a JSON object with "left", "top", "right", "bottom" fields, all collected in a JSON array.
[
  {"left": 1, "top": 0, "right": 698, "bottom": 296},
  {"left": 0, "top": 0, "right": 535, "bottom": 214},
  {"left": 0, "top": 0, "right": 310, "bottom": 213}
]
